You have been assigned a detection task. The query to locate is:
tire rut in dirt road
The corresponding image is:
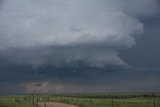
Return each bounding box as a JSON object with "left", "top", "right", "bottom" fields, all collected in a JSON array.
[{"left": 38, "top": 102, "right": 79, "bottom": 107}]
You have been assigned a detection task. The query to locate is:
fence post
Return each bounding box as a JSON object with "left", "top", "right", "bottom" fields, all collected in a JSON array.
[
  {"left": 32, "top": 96, "right": 34, "bottom": 105},
  {"left": 36, "top": 98, "right": 38, "bottom": 107},
  {"left": 112, "top": 99, "right": 113, "bottom": 107},
  {"left": 153, "top": 99, "right": 156, "bottom": 107},
  {"left": 44, "top": 101, "right": 46, "bottom": 107},
  {"left": 90, "top": 97, "right": 92, "bottom": 102},
  {"left": 76, "top": 96, "right": 78, "bottom": 103}
]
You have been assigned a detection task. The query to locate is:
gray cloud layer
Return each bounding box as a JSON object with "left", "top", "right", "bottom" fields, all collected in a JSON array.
[
  {"left": 0, "top": 0, "right": 159, "bottom": 68},
  {"left": 0, "top": 0, "right": 160, "bottom": 94},
  {"left": 1, "top": 68, "right": 160, "bottom": 94}
]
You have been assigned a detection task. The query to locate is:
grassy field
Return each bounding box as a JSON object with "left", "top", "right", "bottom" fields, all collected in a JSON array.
[
  {"left": 0, "top": 95, "right": 34, "bottom": 107},
  {"left": 50, "top": 97, "right": 160, "bottom": 107},
  {"left": 0, "top": 93, "right": 160, "bottom": 107}
]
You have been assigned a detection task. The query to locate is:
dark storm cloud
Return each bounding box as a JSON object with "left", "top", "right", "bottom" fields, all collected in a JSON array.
[
  {"left": 0, "top": 68, "right": 160, "bottom": 94},
  {"left": 1, "top": 0, "right": 158, "bottom": 68},
  {"left": 0, "top": 0, "right": 160, "bottom": 94},
  {"left": 120, "top": 13, "right": 160, "bottom": 68}
]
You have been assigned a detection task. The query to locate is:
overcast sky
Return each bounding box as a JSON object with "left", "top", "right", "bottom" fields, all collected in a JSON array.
[{"left": 0, "top": 0, "right": 160, "bottom": 94}]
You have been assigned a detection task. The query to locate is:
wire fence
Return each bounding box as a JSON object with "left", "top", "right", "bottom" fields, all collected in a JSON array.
[{"left": 0, "top": 94, "right": 160, "bottom": 107}]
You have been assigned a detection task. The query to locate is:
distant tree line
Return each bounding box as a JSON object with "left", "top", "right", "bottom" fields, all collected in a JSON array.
[{"left": 51, "top": 93, "right": 160, "bottom": 99}]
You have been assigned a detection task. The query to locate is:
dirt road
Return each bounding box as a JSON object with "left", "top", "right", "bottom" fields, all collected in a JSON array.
[{"left": 38, "top": 102, "right": 79, "bottom": 107}]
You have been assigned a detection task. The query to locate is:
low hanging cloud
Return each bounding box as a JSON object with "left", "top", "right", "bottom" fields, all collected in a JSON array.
[
  {"left": 0, "top": 0, "right": 159, "bottom": 68},
  {"left": 4, "top": 69, "right": 160, "bottom": 93}
]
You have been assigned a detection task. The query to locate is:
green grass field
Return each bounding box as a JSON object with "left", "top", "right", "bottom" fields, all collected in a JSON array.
[
  {"left": 0, "top": 95, "right": 34, "bottom": 107},
  {"left": 51, "top": 97, "right": 160, "bottom": 107},
  {"left": 0, "top": 93, "right": 160, "bottom": 107}
]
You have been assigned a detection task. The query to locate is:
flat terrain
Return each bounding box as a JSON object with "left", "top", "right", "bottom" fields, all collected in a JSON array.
[
  {"left": 38, "top": 102, "right": 78, "bottom": 107},
  {"left": 0, "top": 94, "right": 160, "bottom": 107}
]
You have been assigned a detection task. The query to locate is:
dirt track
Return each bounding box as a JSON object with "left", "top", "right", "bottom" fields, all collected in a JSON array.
[{"left": 38, "top": 102, "right": 79, "bottom": 107}]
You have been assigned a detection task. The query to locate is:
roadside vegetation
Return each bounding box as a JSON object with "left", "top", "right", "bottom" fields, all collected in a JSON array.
[
  {"left": 0, "top": 95, "right": 34, "bottom": 107},
  {"left": 0, "top": 93, "right": 160, "bottom": 107},
  {"left": 47, "top": 93, "right": 160, "bottom": 107}
]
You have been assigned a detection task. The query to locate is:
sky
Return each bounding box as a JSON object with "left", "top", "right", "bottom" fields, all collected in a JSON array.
[{"left": 0, "top": 0, "right": 160, "bottom": 94}]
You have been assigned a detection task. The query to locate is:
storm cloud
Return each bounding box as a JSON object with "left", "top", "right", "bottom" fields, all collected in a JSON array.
[
  {"left": 0, "top": 0, "right": 160, "bottom": 94},
  {"left": 0, "top": 0, "right": 159, "bottom": 68}
]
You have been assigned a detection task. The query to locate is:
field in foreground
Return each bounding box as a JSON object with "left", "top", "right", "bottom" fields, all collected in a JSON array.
[{"left": 0, "top": 93, "right": 160, "bottom": 107}]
